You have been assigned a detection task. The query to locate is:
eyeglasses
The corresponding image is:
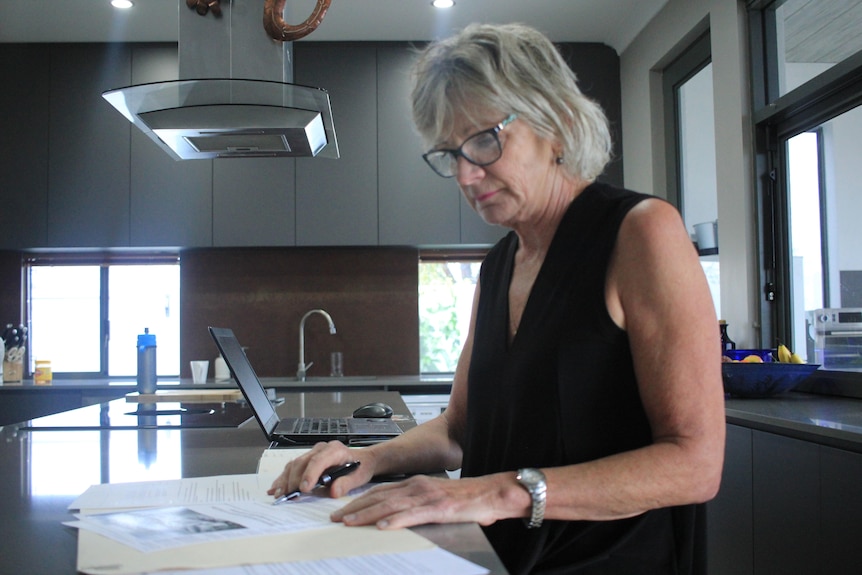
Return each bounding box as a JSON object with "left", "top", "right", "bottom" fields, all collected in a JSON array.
[{"left": 422, "top": 114, "right": 517, "bottom": 178}]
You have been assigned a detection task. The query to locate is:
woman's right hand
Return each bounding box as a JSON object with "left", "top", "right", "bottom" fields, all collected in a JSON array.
[{"left": 267, "top": 440, "right": 377, "bottom": 500}]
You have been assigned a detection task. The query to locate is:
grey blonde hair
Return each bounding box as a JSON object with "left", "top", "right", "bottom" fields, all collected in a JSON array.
[{"left": 411, "top": 23, "right": 612, "bottom": 181}]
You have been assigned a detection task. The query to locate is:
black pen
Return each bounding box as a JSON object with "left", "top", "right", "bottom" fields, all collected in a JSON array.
[{"left": 272, "top": 461, "right": 361, "bottom": 505}]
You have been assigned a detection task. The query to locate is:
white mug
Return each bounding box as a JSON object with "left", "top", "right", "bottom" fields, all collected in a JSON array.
[{"left": 694, "top": 220, "right": 718, "bottom": 250}]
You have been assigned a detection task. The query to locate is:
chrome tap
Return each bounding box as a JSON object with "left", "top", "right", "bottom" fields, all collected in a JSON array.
[{"left": 297, "top": 309, "right": 337, "bottom": 381}]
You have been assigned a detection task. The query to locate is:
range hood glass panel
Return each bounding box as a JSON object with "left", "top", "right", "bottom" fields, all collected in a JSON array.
[{"left": 103, "top": 79, "right": 339, "bottom": 160}]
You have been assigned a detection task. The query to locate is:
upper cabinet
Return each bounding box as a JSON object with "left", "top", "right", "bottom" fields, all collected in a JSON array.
[
  {"left": 376, "top": 46, "right": 461, "bottom": 245},
  {"left": 294, "top": 43, "right": 379, "bottom": 246},
  {"left": 0, "top": 45, "right": 50, "bottom": 248},
  {"left": 128, "top": 44, "right": 213, "bottom": 248},
  {"left": 376, "top": 46, "right": 506, "bottom": 246},
  {"left": 0, "top": 41, "right": 619, "bottom": 250},
  {"left": 48, "top": 44, "right": 133, "bottom": 247}
]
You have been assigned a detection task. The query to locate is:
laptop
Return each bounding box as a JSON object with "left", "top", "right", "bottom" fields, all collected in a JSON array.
[{"left": 209, "top": 327, "right": 403, "bottom": 446}]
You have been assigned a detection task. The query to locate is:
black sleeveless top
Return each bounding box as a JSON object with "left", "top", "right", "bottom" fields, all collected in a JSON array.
[{"left": 462, "top": 183, "right": 699, "bottom": 574}]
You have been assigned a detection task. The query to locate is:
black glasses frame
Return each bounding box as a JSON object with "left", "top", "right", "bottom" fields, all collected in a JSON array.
[{"left": 422, "top": 114, "right": 518, "bottom": 178}]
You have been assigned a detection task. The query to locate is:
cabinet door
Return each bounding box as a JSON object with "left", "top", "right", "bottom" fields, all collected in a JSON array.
[
  {"left": 820, "top": 445, "right": 862, "bottom": 573},
  {"left": 377, "top": 46, "right": 461, "bottom": 246},
  {"left": 294, "top": 43, "right": 378, "bottom": 246},
  {"left": 129, "top": 44, "right": 213, "bottom": 248},
  {"left": 752, "top": 430, "right": 820, "bottom": 575},
  {"left": 213, "top": 159, "right": 296, "bottom": 246},
  {"left": 48, "top": 44, "right": 132, "bottom": 247},
  {"left": 0, "top": 45, "right": 50, "bottom": 248},
  {"left": 706, "top": 424, "right": 754, "bottom": 575}
]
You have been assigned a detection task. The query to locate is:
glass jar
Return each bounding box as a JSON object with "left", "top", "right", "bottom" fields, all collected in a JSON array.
[{"left": 34, "top": 360, "right": 52, "bottom": 385}]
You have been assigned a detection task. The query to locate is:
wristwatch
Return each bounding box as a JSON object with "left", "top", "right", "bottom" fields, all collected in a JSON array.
[{"left": 516, "top": 468, "right": 547, "bottom": 529}]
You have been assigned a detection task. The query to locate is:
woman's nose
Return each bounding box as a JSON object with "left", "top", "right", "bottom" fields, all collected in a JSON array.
[{"left": 454, "top": 156, "right": 484, "bottom": 185}]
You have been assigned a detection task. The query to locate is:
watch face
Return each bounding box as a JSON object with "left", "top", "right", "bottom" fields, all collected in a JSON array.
[{"left": 520, "top": 468, "right": 542, "bottom": 485}]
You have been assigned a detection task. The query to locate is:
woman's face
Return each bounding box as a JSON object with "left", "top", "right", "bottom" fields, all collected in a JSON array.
[{"left": 446, "top": 113, "right": 561, "bottom": 228}]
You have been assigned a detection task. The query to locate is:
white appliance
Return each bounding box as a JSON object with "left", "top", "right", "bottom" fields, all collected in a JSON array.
[
  {"left": 402, "top": 394, "right": 450, "bottom": 425},
  {"left": 806, "top": 308, "right": 862, "bottom": 370}
]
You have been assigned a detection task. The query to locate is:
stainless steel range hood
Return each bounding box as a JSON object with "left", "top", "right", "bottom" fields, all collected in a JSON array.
[{"left": 102, "top": 1, "right": 338, "bottom": 160}]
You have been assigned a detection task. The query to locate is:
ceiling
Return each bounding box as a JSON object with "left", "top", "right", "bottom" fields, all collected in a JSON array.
[
  {"left": 0, "top": 0, "right": 668, "bottom": 54},
  {"left": 783, "top": 0, "right": 862, "bottom": 63}
]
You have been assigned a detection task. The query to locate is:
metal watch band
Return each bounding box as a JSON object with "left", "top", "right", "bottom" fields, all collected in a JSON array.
[{"left": 516, "top": 468, "right": 547, "bottom": 529}]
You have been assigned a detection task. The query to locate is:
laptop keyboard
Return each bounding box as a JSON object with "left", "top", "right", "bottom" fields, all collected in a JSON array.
[{"left": 295, "top": 418, "right": 350, "bottom": 435}]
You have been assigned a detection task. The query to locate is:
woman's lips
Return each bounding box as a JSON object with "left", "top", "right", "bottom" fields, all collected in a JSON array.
[{"left": 475, "top": 189, "right": 498, "bottom": 203}]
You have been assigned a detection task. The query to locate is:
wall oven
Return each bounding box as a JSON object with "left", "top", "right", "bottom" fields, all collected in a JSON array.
[{"left": 806, "top": 308, "right": 862, "bottom": 370}]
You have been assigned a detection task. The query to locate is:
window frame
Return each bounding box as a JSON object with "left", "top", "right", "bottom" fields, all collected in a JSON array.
[
  {"left": 663, "top": 30, "right": 712, "bottom": 214},
  {"left": 749, "top": 0, "right": 862, "bottom": 369}
]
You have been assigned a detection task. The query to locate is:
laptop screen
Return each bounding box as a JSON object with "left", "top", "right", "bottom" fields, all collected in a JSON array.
[{"left": 209, "top": 327, "right": 280, "bottom": 436}]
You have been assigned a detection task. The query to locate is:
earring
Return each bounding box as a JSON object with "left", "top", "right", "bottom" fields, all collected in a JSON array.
[{"left": 555, "top": 156, "right": 564, "bottom": 165}]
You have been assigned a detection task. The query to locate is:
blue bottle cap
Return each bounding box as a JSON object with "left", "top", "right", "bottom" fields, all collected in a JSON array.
[{"left": 137, "top": 328, "right": 156, "bottom": 348}]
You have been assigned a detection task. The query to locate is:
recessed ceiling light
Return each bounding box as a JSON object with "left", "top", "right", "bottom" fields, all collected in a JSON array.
[
  {"left": 432, "top": 0, "right": 455, "bottom": 8},
  {"left": 111, "top": 0, "right": 134, "bottom": 8}
]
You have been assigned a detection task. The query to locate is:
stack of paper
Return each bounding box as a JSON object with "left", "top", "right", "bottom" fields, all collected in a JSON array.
[{"left": 68, "top": 451, "right": 489, "bottom": 575}]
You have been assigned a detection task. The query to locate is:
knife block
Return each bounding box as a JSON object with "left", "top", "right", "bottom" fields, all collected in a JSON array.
[{"left": 3, "top": 360, "right": 23, "bottom": 383}]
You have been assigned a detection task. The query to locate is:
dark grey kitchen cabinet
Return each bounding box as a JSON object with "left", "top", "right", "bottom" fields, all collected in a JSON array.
[
  {"left": 376, "top": 45, "right": 506, "bottom": 245},
  {"left": 376, "top": 46, "right": 461, "bottom": 245},
  {"left": 707, "top": 424, "right": 862, "bottom": 574},
  {"left": 706, "top": 424, "right": 753, "bottom": 575},
  {"left": 752, "top": 431, "right": 820, "bottom": 574},
  {"left": 820, "top": 445, "right": 862, "bottom": 572},
  {"left": 1, "top": 40, "right": 583, "bottom": 250},
  {"left": 129, "top": 44, "right": 214, "bottom": 247},
  {"left": 48, "top": 44, "right": 132, "bottom": 247},
  {"left": 0, "top": 45, "right": 50, "bottom": 248},
  {"left": 213, "top": 158, "right": 296, "bottom": 246},
  {"left": 294, "top": 43, "right": 378, "bottom": 246}
]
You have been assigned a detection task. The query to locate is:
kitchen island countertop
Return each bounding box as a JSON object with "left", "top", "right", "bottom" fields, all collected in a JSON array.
[
  {"left": 0, "top": 373, "right": 454, "bottom": 392},
  {"left": 0, "top": 375, "right": 454, "bottom": 426},
  {"left": 5, "top": 377, "right": 862, "bottom": 454}
]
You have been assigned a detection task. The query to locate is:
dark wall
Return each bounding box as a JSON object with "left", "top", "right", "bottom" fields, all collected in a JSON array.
[
  {"left": 558, "top": 43, "right": 624, "bottom": 186},
  {"left": 0, "top": 251, "right": 22, "bottom": 334},
  {"left": 180, "top": 246, "right": 419, "bottom": 378}
]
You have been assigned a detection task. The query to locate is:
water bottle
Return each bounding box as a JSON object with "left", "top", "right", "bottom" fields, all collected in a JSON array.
[{"left": 137, "top": 328, "right": 157, "bottom": 394}]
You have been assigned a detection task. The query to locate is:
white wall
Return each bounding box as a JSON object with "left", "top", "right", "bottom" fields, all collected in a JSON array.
[{"left": 620, "top": 0, "right": 758, "bottom": 346}]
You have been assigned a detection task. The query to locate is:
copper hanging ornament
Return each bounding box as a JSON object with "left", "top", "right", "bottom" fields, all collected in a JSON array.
[{"left": 264, "top": 0, "right": 331, "bottom": 42}]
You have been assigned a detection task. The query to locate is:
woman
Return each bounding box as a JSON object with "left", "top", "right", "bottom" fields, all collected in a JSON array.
[{"left": 269, "top": 23, "right": 725, "bottom": 574}]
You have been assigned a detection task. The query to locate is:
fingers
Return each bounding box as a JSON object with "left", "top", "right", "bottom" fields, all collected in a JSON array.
[
  {"left": 267, "top": 441, "right": 368, "bottom": 500},
  {"left": 331, "top": 476, "right": 456, "bottom": 530}
]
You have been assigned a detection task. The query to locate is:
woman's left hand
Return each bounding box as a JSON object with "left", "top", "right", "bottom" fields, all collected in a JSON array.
[{"left": 331, "top": 474, "right": 514, "bottom": 529}]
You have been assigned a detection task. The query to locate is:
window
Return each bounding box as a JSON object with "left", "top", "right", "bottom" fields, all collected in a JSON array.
[
  {"left": 751, "top": 0, "right": 862, "bottom": 371},
  {"left": 26, "top": 254, "right": 180, "bottom": 378},
  {"left": 418, "top": 250, "right": 485, "bottom": 373},
  {"left": 663, "top": 31, "right": 722, "bottom": 316}
]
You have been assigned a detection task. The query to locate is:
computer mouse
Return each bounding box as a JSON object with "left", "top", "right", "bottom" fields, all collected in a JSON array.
[{"left": 352, "top": 402, "right": 394, "bottom": 419}]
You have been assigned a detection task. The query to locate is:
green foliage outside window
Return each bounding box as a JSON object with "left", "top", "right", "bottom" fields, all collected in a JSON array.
[{"left": 419, "top": 261, "right": 481, "bottom": 373}]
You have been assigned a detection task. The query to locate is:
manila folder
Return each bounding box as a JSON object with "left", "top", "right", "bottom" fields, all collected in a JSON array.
[{"left": 77, "top": 523, "right": 434, "bottom": 575}]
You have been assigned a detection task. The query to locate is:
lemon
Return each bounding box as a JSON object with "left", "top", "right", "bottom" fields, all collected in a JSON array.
[{"left": 742, "top": 355, "right": 764, "bottom": 363}]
